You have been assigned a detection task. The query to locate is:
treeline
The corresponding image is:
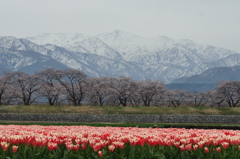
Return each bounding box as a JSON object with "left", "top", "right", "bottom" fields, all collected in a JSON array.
[{"left": 0, "top": 68, "right": 239, "bottom": 107}]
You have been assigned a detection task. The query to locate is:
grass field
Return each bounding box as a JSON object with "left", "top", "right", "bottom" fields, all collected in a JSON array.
[
  {"left": 0, "top": 120, "right": 240, "bottom": 128},
  {"left": 1, "top": 105, "right": 240, "bottom": 115}
]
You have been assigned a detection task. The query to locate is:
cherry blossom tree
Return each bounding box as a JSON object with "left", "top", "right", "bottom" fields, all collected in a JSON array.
[
  {"left": 85, "top": 77, "right": 112, "bottom": 106},
  {"left": 55, "top": 69, "right": 87, "bottom": 106},
  {"left": 188, "top": 91, "right": 207, "bottom": 107},
  {"left": 137, "top": 80, "right": 166, "bottom": 106},
  {"left": 167, "top": 89, "right": 189, "bottom": 107},
  {"left": 106, "top": 77, "right": 137, "bottom": 107},
  {"left": 37, "top": 68, "right": 66, "bottom": 106},
  {"left": 128, "top": 89, "right": 142, "bottom": 107},
  {"left": 11, "top": 72, "right": 42, "bottom": 105},
  {"left": 0, "top": 72, "right": 16, "bottom": 105},
  {"left": 211, "top": 81, "right": 240, "bottom": 107}
]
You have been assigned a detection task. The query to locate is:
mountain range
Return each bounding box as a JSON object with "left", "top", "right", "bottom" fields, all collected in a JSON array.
[
  {"left": 1, "top": 30, "right": 240, "bottom": 83},
  {"left": 172, "top": 65, "right": 240, "bottom": 84}
]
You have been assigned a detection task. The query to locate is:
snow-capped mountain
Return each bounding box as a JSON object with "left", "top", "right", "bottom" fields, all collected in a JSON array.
[
  {"left": 1, "top": 30, "right": 240, "bottom": 83},
  {"left": 0, "top": 36, "right": 68, "bottom": 73},
  {"left": 0, "top": 36, "right": 147, "bottom": 79},
  {"left": 98, "top": 31, "right": 240, "bottom": 82},
  {"left": 97, "top": 30, "right": 234, "bottom": 62}
]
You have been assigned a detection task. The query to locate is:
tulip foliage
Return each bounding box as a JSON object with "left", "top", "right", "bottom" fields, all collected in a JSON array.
[{"left": 0, "top": 125, "right": 240, "bottom": 159}]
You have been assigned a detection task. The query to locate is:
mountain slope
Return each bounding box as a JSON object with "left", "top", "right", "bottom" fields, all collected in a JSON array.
[
  {"left": 0, "top": 36, "right": 66, "bottom": 73},
  {"left": 42, "top": 43, "right": 148, "bottom": 79},
  {"left": 172, "top": 65, "right": 240, "bottom": 84}
]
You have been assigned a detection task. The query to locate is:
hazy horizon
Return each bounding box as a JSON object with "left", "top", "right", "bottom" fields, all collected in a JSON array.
[{"left": 1, "top": 0, "right": 240, "bottom": 52}]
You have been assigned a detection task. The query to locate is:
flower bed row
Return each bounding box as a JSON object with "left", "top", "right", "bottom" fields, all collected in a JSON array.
[{"left": 0, "top": 125, "right": 240, "bottom": 159}]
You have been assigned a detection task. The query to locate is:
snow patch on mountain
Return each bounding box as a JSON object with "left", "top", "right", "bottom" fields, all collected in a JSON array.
[{"left": 27, "top": 33, "right": 122, "bottom": 60}]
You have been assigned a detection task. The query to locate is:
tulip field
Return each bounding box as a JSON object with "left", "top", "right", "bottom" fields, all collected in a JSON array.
[{"left": 1, "top": 125, "right": 240, "bottom": 159}]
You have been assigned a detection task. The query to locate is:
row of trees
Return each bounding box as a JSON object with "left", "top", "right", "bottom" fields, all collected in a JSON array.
[{"left": 0, "top": 68, "right": 239, "bottom": 107}]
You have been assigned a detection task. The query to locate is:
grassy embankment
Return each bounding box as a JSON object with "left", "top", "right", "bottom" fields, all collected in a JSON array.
[
  {"left": 0, "top": 105, "right": 240, "bottom": 127},
  {"left": 1, "top": 105, "right": 240, "bottom": 115}
]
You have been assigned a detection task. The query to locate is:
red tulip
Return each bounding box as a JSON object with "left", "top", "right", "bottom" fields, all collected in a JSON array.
[
  {"left": 180, "top": 145, "right": 185, "bottom": 151},
  {"left": 47, "top": 142, "right": 58, "bottom": 151},
  {"left": 216, "top": 147, "right": 221, "bottom": 152},
  {"left": 98, "top": 151, "right": 103, "bottom": 157},
  {"left": 0, "top": 142, "right": 9, "bottom": 151},
  {"left": 193, "top": 144, "right": 198, "bottom": 151},
  {"left": 108, "top": 145, "right": 115, "bottom": 152},
  {"left": 204, "top": 147, "right": 209, "bottom": 153},
  {"left": 12, "top": 145, "right": 18, "bottom": 153},
  {"left": 185, "top": 144, "right": 192, "bottom": 151},
  {"left": 221, "top": 142, "right": 229, "bottom": 149}
]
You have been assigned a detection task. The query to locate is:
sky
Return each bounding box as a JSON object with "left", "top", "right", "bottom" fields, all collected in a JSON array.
[{"left": 1, "top": 0, "right": 240, "bottom": 52}]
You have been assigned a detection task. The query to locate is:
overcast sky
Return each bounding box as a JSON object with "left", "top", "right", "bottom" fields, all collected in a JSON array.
[{"left": 1, "top": 0, "right": 240, "bottom": 52}]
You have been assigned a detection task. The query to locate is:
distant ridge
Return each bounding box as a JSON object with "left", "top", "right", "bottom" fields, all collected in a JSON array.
[{"left": 172, "top": 65, "right": 240, "bottom": 84}]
